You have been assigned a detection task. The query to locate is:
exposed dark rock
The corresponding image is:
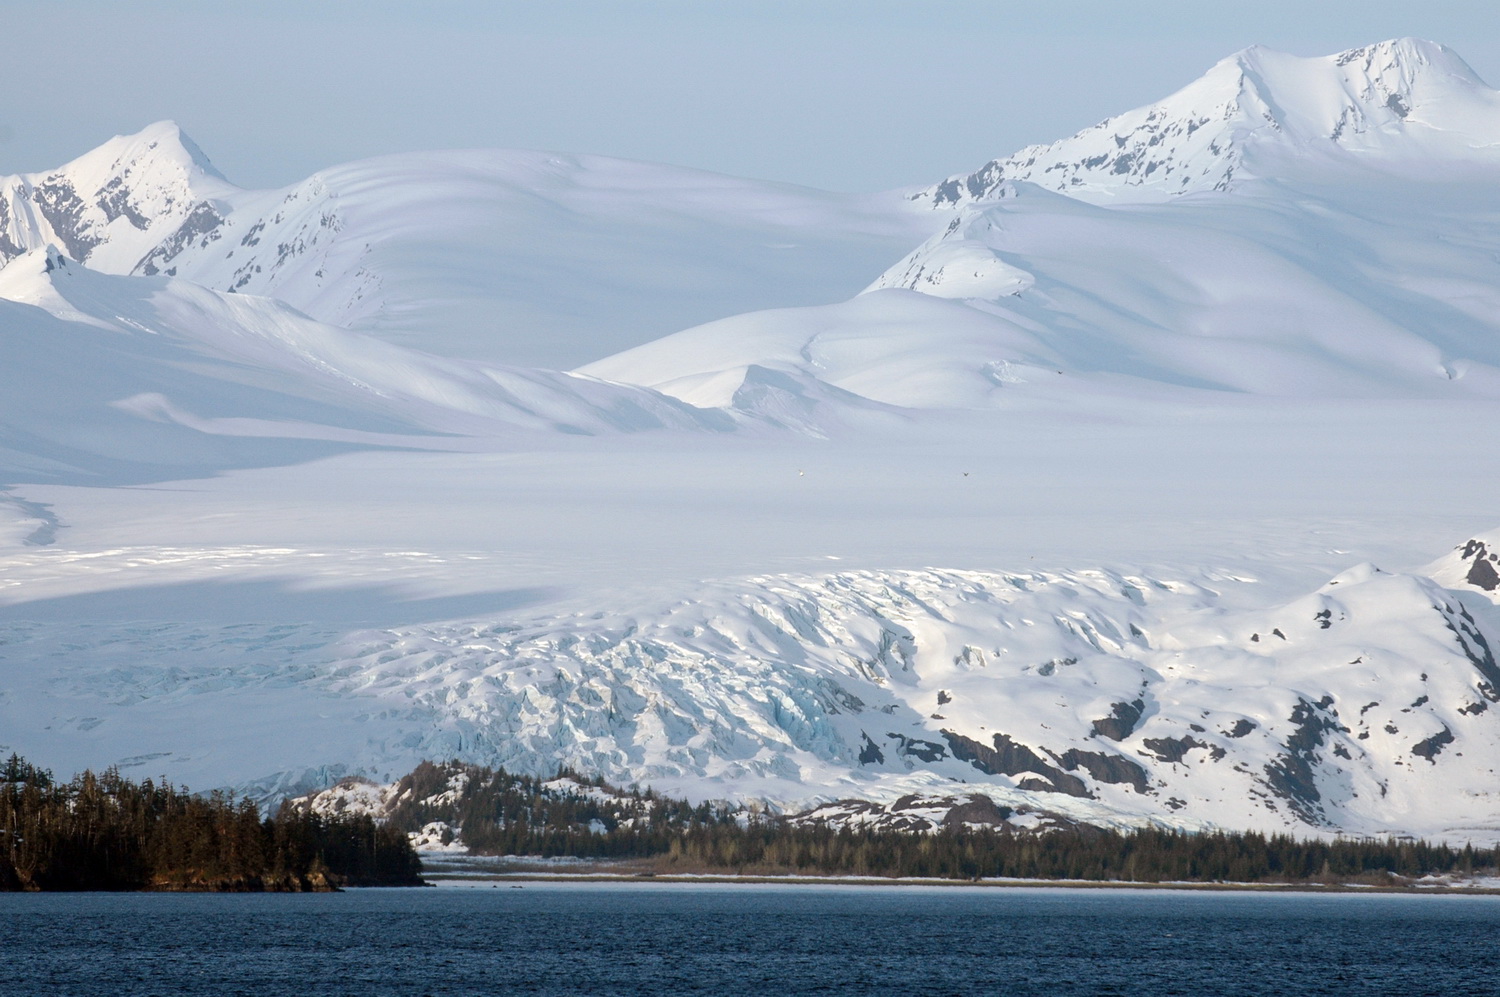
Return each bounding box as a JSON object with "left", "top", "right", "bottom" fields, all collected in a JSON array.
[
  {"left": 1091, "top": 698, "right": 1145, "bottom": 741},
  {"left": 941, "top": 730, "right": 1089, "bottom": 798},
  {"left": 135, "top": 201, "right": 225, "bottom": 276},
  {"left": 937, "top": 689, "right": 952, "bottom": 706},
  {"left": 1315, "top": 609, "right": 1332, "bottom": 629},
  {"left": 887, "top": 733, "right": 946, "bottom": 763},
  {"left": 1457, "top": 540, "right": 1500, "bottom": 592},
  {"left": 1465, "top": 556, "right": 1498, "bottom": 591},
  {"left": 0, "top": 199, "right": 26, "bottom": 261},
  {"left": 1053, "top": 748, "right": 1150, "bottom": 794},
  {"left": 940, "top": 795, "right": 1014, "bottom": 828},
  {"left": 1262, "top": 697, "right": 1344, "bottom": 825},
  {"left": 819, "top": 680, "right": 865, "bottom": 714},
  {"left": 857, "top": 732, "right": 884, "bottom": 765},
  {"left": 1439, "top": 602, "right": 1500, "bottom": 700},
  {"left": 1225, "top": 719, "right": 1257, "bottom": 739},
  {"left": 1411, "top": 727, "right": 1455, "bottom": 764},
  {"left": 1459, "top": 701, "right": 1489, "bottom": 716},
  {"left": 1141, "top": 735, "right": 1206, "bottom": 764},
  {"left": 97, "top": 175, "right": 150, "bottom": 230},
  {"left": 852, "top": 795, "right": 942, "bottom": 832},
  {"left": 1036, "top": 656, "right": 1077, "bottom": 677},
  {"left": 32, "top": 175, "right": 102, "bottom": 262}
]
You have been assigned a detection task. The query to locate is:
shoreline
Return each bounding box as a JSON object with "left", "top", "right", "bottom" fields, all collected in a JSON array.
[{"left": 417, "top": 869, "right": 1500, "bottom": 896}]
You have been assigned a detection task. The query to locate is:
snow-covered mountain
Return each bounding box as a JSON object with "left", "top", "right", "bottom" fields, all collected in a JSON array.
[
  {"left": 0, "top": 121, "right": 234, "bottom": 274},
  {"left": 1, "top": 124, "right": 931, "bottom": 367},
  {"left": 5, "top": 39, "right": 1500, "bottom": 845},
  {"left": 585, "top": 173, "right": 1500, "bottom": 407},
  {"left": 587, "top": 41, "right": 1500, "bottom": 408},
  {"left": 917, "top": 38, "right": 1500, "bottom": 207}
]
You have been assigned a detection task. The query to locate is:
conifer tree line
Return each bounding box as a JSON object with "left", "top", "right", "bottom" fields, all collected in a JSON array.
[
  {"left": 394, "top": 760, "right": 1498, "bottom": 884},
  {"left": 386, "top": 760, "right": 740, "bottom": 858},
  {"left": 1, "top": 755, "right": 422, "bottom": 891},
  {"left": 649, "top": 823, "right": 1495, "bottom": 883}
]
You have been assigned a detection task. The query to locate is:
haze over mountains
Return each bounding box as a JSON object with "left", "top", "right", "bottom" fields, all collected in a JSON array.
[{"left": 4, "top": 39, "right": 1500, "bottom": 843}]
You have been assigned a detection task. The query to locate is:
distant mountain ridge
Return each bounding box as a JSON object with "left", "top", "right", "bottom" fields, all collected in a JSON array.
[
  {"left": 588, "top": 40, "right": 1500, "bottom": 409},
  {"left": 0, "top": 125, "right": 929, "bottom": 368},
  {"left": 917, "top": 38, "right": 1500, "bottom": 206}
]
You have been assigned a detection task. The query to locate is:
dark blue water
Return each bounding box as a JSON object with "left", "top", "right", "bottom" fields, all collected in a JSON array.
[{"left": 3, "top": 883, "right": 1499, "bottom": 996}]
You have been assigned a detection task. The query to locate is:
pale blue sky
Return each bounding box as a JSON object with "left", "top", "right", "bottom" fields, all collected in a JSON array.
[{"left": 4, "top": 0, "right": 1498, "bottom": 191}]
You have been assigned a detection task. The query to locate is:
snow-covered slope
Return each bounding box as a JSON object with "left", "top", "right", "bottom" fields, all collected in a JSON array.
[
  {"left": 589, "top": 104, "right": 1500, "bottom": 407},
  {"left": 0, "top": 245, "right": 731, "bottom": 482},
  {"left": 917, "top": 38, "right": 1500, "bottom": 207}
]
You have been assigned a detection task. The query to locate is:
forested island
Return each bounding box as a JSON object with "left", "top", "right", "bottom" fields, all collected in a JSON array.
[
  {"left": 0, "top": 755, "right": 422, "bottom": 891},
  {"left": 383, "top": 761, "right": 1500, "bottom": 886}
]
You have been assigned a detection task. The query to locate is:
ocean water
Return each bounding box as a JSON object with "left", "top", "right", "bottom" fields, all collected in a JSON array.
[{"left": 3, "top": 883, "right": 1498, "bottom": 996}]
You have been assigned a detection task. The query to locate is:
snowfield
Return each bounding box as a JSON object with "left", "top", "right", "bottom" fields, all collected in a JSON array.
[{"left": 5, "top": 38, "right": 1500, "bottom": 842}]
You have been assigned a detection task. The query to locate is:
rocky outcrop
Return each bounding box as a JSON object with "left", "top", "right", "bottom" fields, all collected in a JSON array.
[{"left": 941, "top": 730, "right": 1089, "bottom": 798}]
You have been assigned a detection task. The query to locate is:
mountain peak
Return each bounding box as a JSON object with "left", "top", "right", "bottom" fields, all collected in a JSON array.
[
  {"left": 919, "top": 39, "right": 1500, "bottom": 207},
  {"left": 44, "top": 120, "right": 234, "bottom": 204},
  {"left": 92, "top": 120, "right": 228, "bottom": 183},
  {"left": 0, "top": 121, "right": 236, "bottom": 273}
]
